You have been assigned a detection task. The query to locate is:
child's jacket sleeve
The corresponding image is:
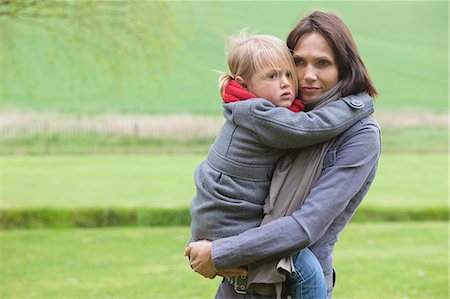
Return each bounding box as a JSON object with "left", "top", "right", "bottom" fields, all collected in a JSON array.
[{"left": 227, "top": 92, "right": 374, "bottom": 149}]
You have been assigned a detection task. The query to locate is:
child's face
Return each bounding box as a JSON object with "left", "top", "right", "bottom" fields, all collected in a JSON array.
[{"left": 246, "top": 66, "right": 296, "bottom": 108}]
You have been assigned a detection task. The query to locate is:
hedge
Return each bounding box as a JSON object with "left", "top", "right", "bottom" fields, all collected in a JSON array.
[
  {"left": 0, "top": 207, "right": 192, "bottom": 229},
  {"left": 0, "top": 206, "right": 448, "bottom": 229}
]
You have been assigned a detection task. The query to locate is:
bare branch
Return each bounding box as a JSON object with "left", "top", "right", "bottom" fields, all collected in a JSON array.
[{"left": 0, "top": 0, "right": 183, "bottom": 78}]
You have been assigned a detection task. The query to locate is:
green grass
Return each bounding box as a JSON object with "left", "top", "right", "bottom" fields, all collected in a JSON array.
[
  {"left": 1, "top": 155, "right": 199, "bottom": 208},
  {"left": 333, "top": 222, "right": 448, "bottom": 298},
  {"left": 364, "top": 153, "right": 448, "bottom": 207},
  {"left": 0, "top": 206, "right": 447, "bottom": 230},
  {"left": 1, "top": 126, "right": 447, "bottom": 155},
  {"left": 1, "top": 154, "right": 447, "bottom": 209},
  {"left": 0, "top": 207, "right": 194, "bottom": 229},
  {"left": 0, "top": 223, "right": 447, "bottom": 299},
  {"left": 380, "top": 127, "right": 448, "bottom": 153},
  {"left": 1, "top": 1, "right": 447, "bottom": 113},
  {"left": 0, "top": 134, "right": 215, "bottom": 155}
]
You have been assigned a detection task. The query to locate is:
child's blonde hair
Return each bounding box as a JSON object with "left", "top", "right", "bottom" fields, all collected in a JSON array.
[{"left": 219, "top": 30, "right": 298, "bottom": 96}]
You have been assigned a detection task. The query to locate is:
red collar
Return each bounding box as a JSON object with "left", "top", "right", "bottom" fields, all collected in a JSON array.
[{"left": 222, "top": 80, "right": 304, "bottom": 112}]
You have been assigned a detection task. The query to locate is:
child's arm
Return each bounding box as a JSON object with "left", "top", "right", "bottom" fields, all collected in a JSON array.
[
  {"left": 229, "top": 92, "right": 374, "bottom": 148},
  {"left": 210, "top": 119, "right": 381, "bottom": 271}
]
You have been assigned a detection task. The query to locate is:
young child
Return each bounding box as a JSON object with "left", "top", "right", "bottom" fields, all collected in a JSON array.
[{"left": 188, "top": 31, "right": 372, "bottom": 297}]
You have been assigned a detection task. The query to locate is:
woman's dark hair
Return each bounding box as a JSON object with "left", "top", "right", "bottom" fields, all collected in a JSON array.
[{"left": 287, "top": 11, "right": 378, "bottom": 97}]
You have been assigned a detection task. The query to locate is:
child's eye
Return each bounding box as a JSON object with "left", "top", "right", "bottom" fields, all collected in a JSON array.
[
  {"left": 267, "top": 73, "right": 278, "bottom": 79},
  {"left": 286, "top": 71, "right": 293, "bottom": 78}
]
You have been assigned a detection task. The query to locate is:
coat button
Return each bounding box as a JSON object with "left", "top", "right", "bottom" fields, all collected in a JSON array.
[{"left": 350, "top": 99, "right": 363, "bottom": 108}]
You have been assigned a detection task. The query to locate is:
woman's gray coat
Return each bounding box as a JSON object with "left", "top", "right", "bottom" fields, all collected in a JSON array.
[
  {"left": 189, "top": 94, "right": 374, "bottom": 242},
  {"left": 212, "top": 115, "right": 381, "bottom": 297}
]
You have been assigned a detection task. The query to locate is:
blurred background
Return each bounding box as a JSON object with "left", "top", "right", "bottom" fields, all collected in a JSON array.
[{"left": 0, "top": 1, "right": 448, "bottom": 298}]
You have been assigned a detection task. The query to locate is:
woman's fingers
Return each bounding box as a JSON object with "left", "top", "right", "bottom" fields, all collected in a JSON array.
[
  {"left": 217, "top": 267, "right": 248, "bottom": 277},
  {"left": 184, "top": 240, "right": 218, "bottom": 279},
  {"left": 191, "top": 259, "right": 217, "bottom": 279},
  {"left": 184, "top": 244, "right": 192, "bottom": 257}
]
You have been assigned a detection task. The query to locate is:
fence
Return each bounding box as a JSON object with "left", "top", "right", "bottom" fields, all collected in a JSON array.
[
  {"left": 0, "top": 111, "right": 223, "bottom": 154},
  {"left": 1, "top": 110, "right": 448, "bottom": 154}
]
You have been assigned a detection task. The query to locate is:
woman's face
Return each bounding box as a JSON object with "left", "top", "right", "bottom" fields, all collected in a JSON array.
[{"left": 292, "top": 32, "right": 339, "bottom": 101}]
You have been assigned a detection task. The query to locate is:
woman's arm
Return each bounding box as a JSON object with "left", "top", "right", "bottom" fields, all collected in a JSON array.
[
  {"left": 230, "top": 92, "right": 374, "bottom": 148},
  {"left": 187, "top": 118, "right": 381, "bottom": 274},
  {"left": 212, "top": 119, "right": 381, "bottom": 270}
]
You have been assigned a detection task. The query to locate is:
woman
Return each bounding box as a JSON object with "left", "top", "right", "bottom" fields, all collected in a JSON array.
[{"left": 186, "top": 11, "right": 381, "bottom": 299}]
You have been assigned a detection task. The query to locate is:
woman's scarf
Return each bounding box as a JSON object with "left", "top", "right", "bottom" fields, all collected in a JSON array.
[
  {"left": 247, "top": 82, "right": 343, "bottom": 298},
  {"left": 222, "top": 79, "right": 305, "bottom": 112}
]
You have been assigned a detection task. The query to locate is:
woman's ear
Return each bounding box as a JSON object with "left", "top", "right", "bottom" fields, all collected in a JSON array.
[{"left": 235, "top": 76, "right": 247, "bottom": 88}]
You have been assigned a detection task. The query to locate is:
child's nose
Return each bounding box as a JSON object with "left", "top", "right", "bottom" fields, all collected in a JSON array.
[{"left": 280, "top": 75, "right": 290, "bottom": 86}]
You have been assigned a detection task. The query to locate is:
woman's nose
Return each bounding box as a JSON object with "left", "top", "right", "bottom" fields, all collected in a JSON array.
[{"left": 304, "top": 67, "right": 317, "bottom": 81}]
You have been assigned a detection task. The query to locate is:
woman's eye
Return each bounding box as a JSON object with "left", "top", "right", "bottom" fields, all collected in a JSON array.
[
  {"left": 294, "top": 58, "right": 304, "bottom": 66},
  {"left": 317, "top": 60, "right": 329, "bottom": 67}
]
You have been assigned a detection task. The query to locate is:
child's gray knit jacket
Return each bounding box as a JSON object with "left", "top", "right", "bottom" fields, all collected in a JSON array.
[{"left": 189, "top": 94, "right": 373, "bottom": 241}]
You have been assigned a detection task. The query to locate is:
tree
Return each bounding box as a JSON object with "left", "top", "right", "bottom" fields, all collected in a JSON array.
[{"left": 0, "top": 0, "right": 184, "bottom": 77}]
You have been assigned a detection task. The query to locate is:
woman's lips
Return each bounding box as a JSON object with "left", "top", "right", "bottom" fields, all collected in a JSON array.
[{"left": 302, "top": 87, "right": 320, "bottom": 93}]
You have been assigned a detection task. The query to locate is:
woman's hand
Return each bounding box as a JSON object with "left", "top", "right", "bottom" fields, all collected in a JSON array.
[
  {"left": 217, "top": 268, "right": 248, "bottom": 277},
  {"left": 184, "top": 240, "right": 216, "bottom": 279},
  {"left": 184, "top": 240, "right": 248, "bottom": 279}
]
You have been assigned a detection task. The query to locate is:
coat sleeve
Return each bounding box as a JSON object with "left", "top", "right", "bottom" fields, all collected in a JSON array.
[
  {"left": 230, "top": 93, "right": 374, "bottom": 149},
  {"left": 211, "top": 119, "right": 381, "bottom": 271}
]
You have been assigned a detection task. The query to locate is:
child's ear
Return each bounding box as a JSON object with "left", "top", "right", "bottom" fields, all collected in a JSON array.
[{"left": 235, "top": 76, "right": 247, "bottom": 88}]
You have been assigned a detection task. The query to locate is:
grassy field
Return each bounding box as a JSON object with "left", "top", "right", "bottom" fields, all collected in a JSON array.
[
  {"left": 1, "top": 153, "right": 447, "bottom": 209},
  {"left": 0, "top": 1, "right": 448, "bottom": 296},
  {"left": 0, "top": 222, "right": 447, "bottom": 299},
  {"left": 1, "top": 126, "right": 448, "bottom": 155},
  {"left": 1, "top": 1, "right": 447, "bottom": 113}
]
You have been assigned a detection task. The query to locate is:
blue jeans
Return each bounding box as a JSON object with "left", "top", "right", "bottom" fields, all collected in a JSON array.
[{"left": 288, "top": 248, "right": 327, "bottom": 299}]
